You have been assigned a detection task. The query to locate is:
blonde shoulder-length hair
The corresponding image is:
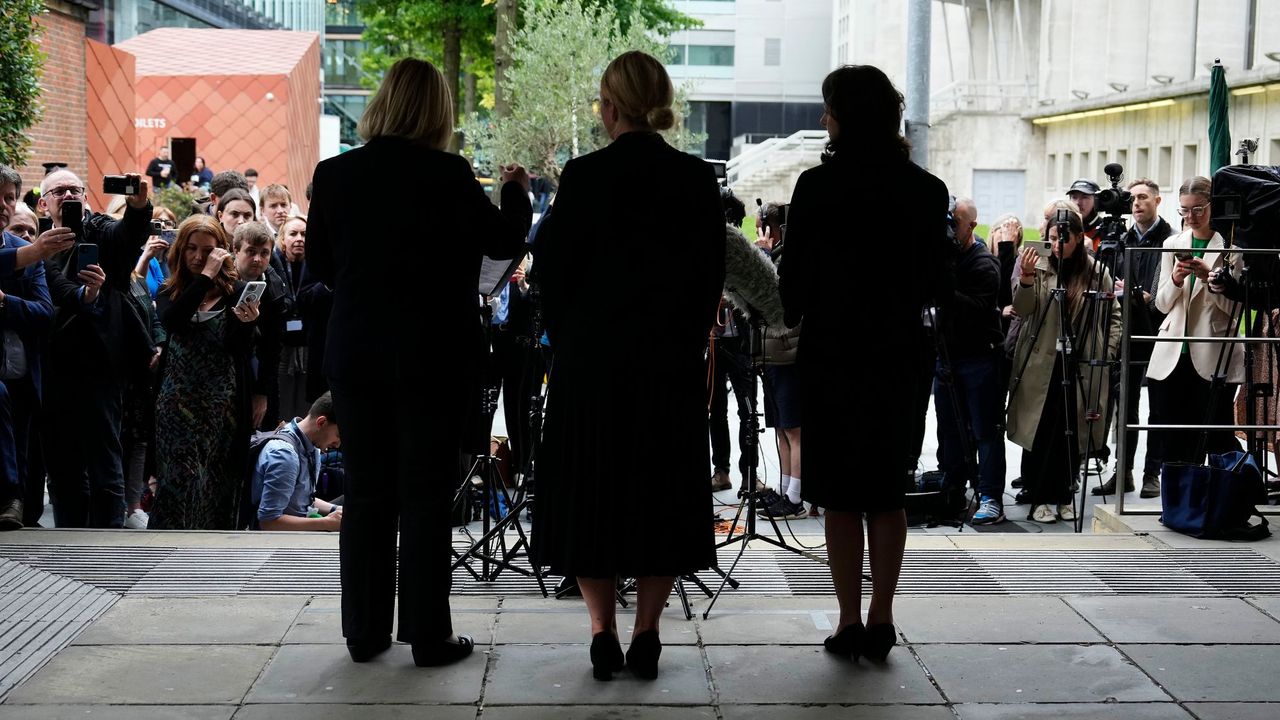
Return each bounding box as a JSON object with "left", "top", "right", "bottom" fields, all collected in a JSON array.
[{"left": 357, "top": 58, "right": 454, "bottom": 150}]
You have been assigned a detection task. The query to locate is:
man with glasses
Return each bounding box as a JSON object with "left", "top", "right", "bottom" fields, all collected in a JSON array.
[
  {"left": 1093, "top": 179, "right": 1175, "bottom": 499},
  {"left": 0, "top": 166, "right": 58, "bottom": 529},
  {"left": 37, "top": 169, "right": 152, "bottom": 528}
]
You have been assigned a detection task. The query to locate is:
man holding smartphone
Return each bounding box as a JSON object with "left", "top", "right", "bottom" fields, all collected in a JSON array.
[{"left": 37, "top": 169, "right": 152, "bottom": 528}]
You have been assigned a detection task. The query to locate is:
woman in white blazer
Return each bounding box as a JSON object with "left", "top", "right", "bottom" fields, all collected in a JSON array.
[{"left": 1147, "top": 176, "right": 1244, "bottom": 488}]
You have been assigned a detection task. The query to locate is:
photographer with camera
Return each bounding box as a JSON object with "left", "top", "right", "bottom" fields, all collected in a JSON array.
[
  {"left": 1067, "top": 179, "right": 1103, "bottom": 252},
  {"left": 1145, "top": 177, "right": 1243, "bottom": 482},
  {"left": 38, "top": 169, "right": 152, "bottom": 528},
  {"left": 1008, "top": 203, "right": 1120, "bottom": 523},
  {"left": 934, "top": 198, "right": 1006, "bottom": 524}
]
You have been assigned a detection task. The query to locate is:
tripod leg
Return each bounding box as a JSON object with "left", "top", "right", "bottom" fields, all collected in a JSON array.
[{"left": 674, "top": 578, "right": 693, "bottom": 620}]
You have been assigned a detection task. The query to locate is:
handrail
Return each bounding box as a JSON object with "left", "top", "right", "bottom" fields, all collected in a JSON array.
[{"left": 726, "top": 129, "right": 828, "bottom": 186}]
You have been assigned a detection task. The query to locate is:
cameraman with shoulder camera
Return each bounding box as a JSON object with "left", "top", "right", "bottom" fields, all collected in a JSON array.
[
  {"left": 1067, "top": 179, "right": 1104, "bottom": 253},
  {"left": 934, "top": 198, "right": 1006, "bottom": 524}
]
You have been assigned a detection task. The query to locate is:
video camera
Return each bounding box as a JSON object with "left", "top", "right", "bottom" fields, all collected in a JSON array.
[{"left": 1096, "top": 162, "right": 1132, "bottom": 257}]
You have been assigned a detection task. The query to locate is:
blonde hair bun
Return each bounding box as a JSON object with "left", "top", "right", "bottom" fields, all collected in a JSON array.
[{"left": 646, "top": 107, "right": 676, "bottom": 131}]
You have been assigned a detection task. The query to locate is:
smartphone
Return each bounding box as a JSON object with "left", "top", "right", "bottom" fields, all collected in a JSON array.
[
  {"left": 38, "top": 216, "right": 52, "bottom": 235},
  {"left": 75, "top": 243, "right": 99, "bottom": 273},
  {"left": 1053, "top": 208, "right": 1072, "bottom": 225},
  {"left": 1174, "top": 251, "right": 1194, "bottom": 262},
  {"left": 236, "top": 280, "right": 267, "bottom": 308},
  {"left": 161, "top": 229, "right": 177, "bottom": 243},
  {"left": 1034, "top": 240, "right": 1054, "bottom": 258},
  {"left": 61, "top": 200, "right": 84, "bottom": 242},
  {"left": 102, "top": 175, "right": 139, "bottom": 195}
]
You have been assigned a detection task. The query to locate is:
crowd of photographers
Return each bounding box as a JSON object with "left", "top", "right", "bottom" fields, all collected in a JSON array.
[{"left": 0, "top": 162, "right": 342, "bottom": 532}]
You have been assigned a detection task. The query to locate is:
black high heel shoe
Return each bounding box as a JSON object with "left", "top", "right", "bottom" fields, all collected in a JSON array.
[
  {"left": 823, "top": 623, "right": 864, "bottom": 658},
  {"left": 590, "top": 631, "right": 625, "bottom": 681},
  {"left": 863, "top": 624, "right": 898, "bottom": 662},
  {"left": 626, "top": 629, "right": 662, "bottom": 679}
]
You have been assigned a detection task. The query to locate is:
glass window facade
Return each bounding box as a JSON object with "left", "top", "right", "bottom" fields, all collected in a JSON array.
[
  {"left": 323, "top": 38, "right": 364, "bottom": 87},
  {"left": 667, "top": 44, "right": 735, "bottom": 67},
  {"left": 325, "top": 0, "right": 361, "bottom": 28},
  {"left": 325, "top": 94, "right": 367, "bottom": 145}
]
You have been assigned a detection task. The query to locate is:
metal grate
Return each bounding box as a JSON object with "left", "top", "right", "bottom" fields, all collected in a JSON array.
[
  {"left": 0, "top": 559, "right": 117, "bottom": 701},
  {"left": 3, "top": 544, "right": 1280, "bottom": 597}
]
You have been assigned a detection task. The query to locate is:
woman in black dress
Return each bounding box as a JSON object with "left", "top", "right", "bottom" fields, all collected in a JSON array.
[
  {"left": 778, "top": 66, "right": 950, "bottom": 662},
  {"left": 533, "top": 50, "right": 725, "bottom": 681}
]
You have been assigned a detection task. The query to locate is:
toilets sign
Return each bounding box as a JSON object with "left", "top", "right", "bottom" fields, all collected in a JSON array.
[{"left": 135, "top": 117, "right": 167, "bottom": 129}]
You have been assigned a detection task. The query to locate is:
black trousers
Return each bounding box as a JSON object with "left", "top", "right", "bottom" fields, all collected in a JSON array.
[
  {"left": 1147, "top": 354, "right": 1239, "bottom": 466},
  {"left": 330, "top": 375, "right": 460, "bottom": 644},
  {"left": 44, "top": 369, "right": 125, "bottom": 528},
  {"left": 1027, "top": 356, "right": 1077, "bottom": 506},
  {"left": 708, "top": 335, "right": 756, "bottom": 478}
]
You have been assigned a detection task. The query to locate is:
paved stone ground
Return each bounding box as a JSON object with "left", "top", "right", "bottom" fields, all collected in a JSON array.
[{"left": 2, "top": 531, "right": 1280, "bottom": 718}]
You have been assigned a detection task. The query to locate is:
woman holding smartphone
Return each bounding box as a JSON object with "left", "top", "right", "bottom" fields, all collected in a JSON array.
[
  {"left": 1145, "top": 176, "right": 1243, "bottom": 479},
  {"left": 149, "top": 214, "right": 261, "bottom": 530},
  {"left": 1007, "top": 204, "right": 1120, "bottom": 523}
]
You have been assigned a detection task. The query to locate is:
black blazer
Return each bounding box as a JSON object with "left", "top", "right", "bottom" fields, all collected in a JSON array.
[
  {"left": 535, "top": 131, "right": 725, "bottom": 368},
  {"left": 307, "top": 136, "right": 532, "bottom": 379}
]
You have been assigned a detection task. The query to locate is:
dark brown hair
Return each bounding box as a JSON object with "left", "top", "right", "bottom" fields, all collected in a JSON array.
[{"left": 821, "top": 65, "right": 910, "bottom": 161}]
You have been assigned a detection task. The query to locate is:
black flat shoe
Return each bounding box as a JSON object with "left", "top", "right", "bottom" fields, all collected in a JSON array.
[
  {"left": 823, "top": 623, "right": 864, "bottom": 658},
  {"left": 590, "top": 631, "right": 625, "bottom": 680},
  {"left": 863, "top": 624, "right": 898, "bottom": 662},
  {"left": 411, "top": 635, "right": 475, "bottom": 667},
  {"left": 625, "top": 629, "right": 662, "bottom": 679},
  {"left": 346, "top": 636, "right": 391, "bottom": 663}
]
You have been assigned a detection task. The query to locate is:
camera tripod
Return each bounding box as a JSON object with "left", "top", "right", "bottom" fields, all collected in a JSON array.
[
  {"left": 702, "top": 317, "right": 830, "bottom": 620},
  {"left": 1009, "top": 219, "right": 1117, "bottom": 532},
  {"left": 451, "top": 302, "right": 548, "bottom": 595}
]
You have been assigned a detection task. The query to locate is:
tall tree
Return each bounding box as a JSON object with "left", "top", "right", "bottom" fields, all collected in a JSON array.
[
  {"left": 462, "top": 0, "right": 704, "bottom": 184},
  {"left": 0, "top": 0, "right": 45, "bottom": 167}
]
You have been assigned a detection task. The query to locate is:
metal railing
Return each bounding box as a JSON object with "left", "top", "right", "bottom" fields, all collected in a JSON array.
[
  {"left": 1116, "top": 245, "right": 1280, "bottom": 514},
  {"left": 725, "top": 129, "right": 828, "bottom": 187}
]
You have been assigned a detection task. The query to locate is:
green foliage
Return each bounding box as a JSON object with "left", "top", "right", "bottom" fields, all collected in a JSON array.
[
  {"left": 357, "top": 0, "right": 495, "bottom": 93},
  {"left": 462, "top": 0, "right": 705, "bottom": 184},
  {"left": 153, "top": 185, "right": 201, "bottom": 222},
  {"left": 0, "top": 1, "right": 47, "bottom": 168}
]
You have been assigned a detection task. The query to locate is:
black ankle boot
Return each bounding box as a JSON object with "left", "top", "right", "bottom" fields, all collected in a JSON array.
[{"left": 346, "top": 636, "right": 391, "bottom": 663}]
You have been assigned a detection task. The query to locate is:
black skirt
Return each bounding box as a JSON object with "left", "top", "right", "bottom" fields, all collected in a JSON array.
[{"left": 531, "top": 361, "right": 716, "bottom": 578}]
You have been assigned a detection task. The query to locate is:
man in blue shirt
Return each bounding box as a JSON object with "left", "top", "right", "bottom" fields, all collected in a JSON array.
[{"left": 251, "top": 392, "right": 343, "bottom": 531}]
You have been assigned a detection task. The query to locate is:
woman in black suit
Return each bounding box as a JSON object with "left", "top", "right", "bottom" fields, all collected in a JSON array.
[
  {"left": 778, "top": 66, "right": 950, "bottom": 662},
  {"left": 306, "top": 58, "right": 532, "bottom": 667},
  {"left": 533, "top": 51, "right": 725, "bottom": 681}
]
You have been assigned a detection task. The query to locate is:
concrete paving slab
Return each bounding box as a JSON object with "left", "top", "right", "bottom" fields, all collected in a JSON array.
[
  {"left": 1121, "top": 645, "right": 1280, "bottom": 702},
  {"left": 483, "top": 707, "right": 717, "bottom": 720},
  {"left": 281, "top": 602, "right": 495, "bottom": 645},
  {"left": 914, "top": 644, "right": 1169, "bottom": 703},
  {"left": 895, "top": 596, "right": 1103, "bottom": 643},
  {"left": 233, "top": 705, "right": 477, "bottom": 720},
  {"left": 720, "top": 704, "right": 954, "bottom": 719},
  {"left": 705, "top": 645, "right": 942, "bottom": 705},
  {"left": 1066, "top": 596, "right": 1280, "bottom": 643},
  {"left": 493, "top": 607, "right": 699, "bottom": 645},
  {"left": 483, "top": 644, "right": 711, "bottom": 705},
  {"left": 696, "top": 606, "right": 832, "bottom": 645},
  {"left": 953, "top": 703, "right": 1193, "bottom": 719},
  {"left": 74, "top": 596, "right": 307, "bottom": 645},
  {"left": 1245, "top": 595, "right": 1280, "bottom": 621},
  {"left": 7, "top": 645, "right": 274, "bottom": 705},
  {"left": 244, "top": 644, "right": 483, "bottom": 705},
  {"left": 0, "top": 707, "right": 235, "bottom": 720},
  {"left": 1183, "top": 703, "right": 1280, "bottom": 719}
]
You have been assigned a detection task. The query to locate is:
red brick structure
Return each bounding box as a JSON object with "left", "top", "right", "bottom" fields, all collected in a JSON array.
[
  {"left": 85, "top": 39, "right": 137, "bottom": 215},
  {"left": 115, "top": 29, "right": 321, "bottom": 213},
  {"left": 18, "top": 1, "right": 94, "bottom": 198}
]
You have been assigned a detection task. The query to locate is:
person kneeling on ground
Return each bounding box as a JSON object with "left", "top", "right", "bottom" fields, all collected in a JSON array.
[{"left": 252, "top": 391, "right": 343, "bottom": 531}]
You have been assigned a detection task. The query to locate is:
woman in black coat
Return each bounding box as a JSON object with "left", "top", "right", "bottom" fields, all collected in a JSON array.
[
  {"left": 306, "top": 58, "right": 531, "bottom": 668},
  {"left": 778, "top": 66, "right": 950, "bottom": 662},
  {"left": 532, "top": 51, "right": 725, "bottom": 681}
]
